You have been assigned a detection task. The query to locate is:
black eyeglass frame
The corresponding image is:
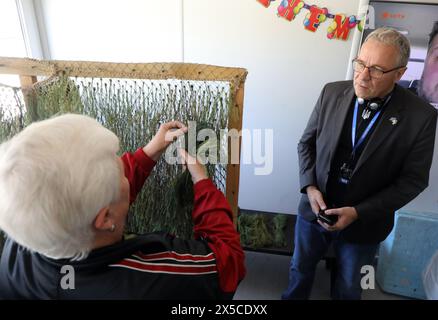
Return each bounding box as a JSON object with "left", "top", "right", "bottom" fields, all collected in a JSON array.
[{"left": 352, "top": 58, "right": 406, "bottom": 79}]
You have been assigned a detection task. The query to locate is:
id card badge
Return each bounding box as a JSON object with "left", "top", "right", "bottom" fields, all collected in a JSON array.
[{"left": 339, "top": 163, "right": 353, "bottom": 185}]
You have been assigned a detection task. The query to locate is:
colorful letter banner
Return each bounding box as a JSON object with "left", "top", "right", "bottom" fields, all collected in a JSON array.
[{"left": 257, "top": 0, "right": 365, "bottom": 41}]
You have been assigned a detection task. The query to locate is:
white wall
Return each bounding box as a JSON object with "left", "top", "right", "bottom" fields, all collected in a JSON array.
[{"left": 40, "top": 0, "right": 183, "bottom": 62}]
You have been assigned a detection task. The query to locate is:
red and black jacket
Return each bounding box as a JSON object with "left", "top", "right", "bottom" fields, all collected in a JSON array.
[{"left": 0, "top": 148, "right": 246, "bottom": 299}]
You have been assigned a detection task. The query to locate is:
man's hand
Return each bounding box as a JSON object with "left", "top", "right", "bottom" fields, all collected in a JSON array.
[
  {"left": 306, "top": 185, "right": 327, "bottom": 216},
  {"left": 317, "top": 206, "right": 358, "bottom": 231},
  {"left": 143, "top": 121, "right": 187, "bottom": 161},
  {"left": 178, "top": 149, "right": 208, "bottom": 184}
]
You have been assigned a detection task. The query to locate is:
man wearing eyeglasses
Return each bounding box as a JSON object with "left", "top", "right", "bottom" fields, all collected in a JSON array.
[{"left": 282, "top": 27, "right": 437, "bottom": 300}]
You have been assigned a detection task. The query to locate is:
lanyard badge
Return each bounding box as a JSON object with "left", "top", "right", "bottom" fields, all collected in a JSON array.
[{"left": 338, "top": 99, "right": 383, "bottom": 185}]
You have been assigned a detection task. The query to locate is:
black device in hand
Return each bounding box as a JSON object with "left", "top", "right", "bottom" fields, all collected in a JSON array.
[{"left": 317, "top": 209, "right": 338, "bottom": 226}]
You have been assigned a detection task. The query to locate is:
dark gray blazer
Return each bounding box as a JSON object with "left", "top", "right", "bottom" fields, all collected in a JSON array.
[{"left": 298, "top": 80, "right": 437, "bottom": 243}]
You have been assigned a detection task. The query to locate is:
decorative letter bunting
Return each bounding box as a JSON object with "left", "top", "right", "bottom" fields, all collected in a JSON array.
[{"left": 258, "top": 0, "right": 365, "bottom": 41}]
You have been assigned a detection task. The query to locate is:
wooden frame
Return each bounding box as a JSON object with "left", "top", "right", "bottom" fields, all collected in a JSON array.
[{"left": 0, "top": 57, "right": 247, "bottom": 222}]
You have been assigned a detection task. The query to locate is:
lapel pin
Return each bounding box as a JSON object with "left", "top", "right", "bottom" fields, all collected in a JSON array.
[{"left": 389, "top": 117, "right": 398, "bottom": 126}]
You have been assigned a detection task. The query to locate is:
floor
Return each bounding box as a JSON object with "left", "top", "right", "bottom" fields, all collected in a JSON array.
[{"left": 233, "top": 250, "right": 409, "bottom": 300}]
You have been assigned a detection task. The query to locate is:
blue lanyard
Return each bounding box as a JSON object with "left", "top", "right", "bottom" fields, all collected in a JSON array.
[{"left": 351, "top": 99, "right": 381, "bottom": 155}]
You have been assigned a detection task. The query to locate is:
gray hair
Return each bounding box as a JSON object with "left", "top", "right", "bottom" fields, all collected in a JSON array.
[
  {"left": 364, "top": 27, "right": 411, "bottom": 67},
  {"left": 0, "top": 114, "right": 120, "bottom": 260}
]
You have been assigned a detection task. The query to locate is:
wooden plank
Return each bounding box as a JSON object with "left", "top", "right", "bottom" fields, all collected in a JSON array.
[
  {"left": 0, "top": 57, "right": 247, "bottom": 84},
  {"left": 0, "top": 57, "right": 53, "bottom": 76},
  {"left": 226, "top": 85, "right": 245, "bottom": 224}
]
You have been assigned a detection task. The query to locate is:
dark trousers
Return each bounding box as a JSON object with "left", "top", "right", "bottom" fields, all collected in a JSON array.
[{"left": 282, "top": 216, "right": 378, "bottom": 300}]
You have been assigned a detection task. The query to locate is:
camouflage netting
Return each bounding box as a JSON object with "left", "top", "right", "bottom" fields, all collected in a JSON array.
[
  {"left": 0, "top": 60, "right": 290, "bottom": 253},
  {"left": 237, "top": 212, "right": 289, "bottom": 249},
  {"left": 0, "top": 60, "right": 247, "bottom": 240},
  {"left": 0, "top": 83, "right": 25, "bottom": 140}
]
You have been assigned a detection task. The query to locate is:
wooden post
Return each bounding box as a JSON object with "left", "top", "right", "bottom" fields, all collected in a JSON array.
[
  {"left": 226, "top": 85, "right": 245, "bottom": 225},
  {"left": 19, "top": 75, "right": 38, "bottom": 121}
]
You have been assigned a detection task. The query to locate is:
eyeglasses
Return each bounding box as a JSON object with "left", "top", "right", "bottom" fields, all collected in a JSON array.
[{"left": 352, "top": 59, "right": 405, "bottom": 79}]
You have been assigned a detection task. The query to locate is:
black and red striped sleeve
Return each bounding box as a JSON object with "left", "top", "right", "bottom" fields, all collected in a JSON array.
[
  {"left": 192, "top": 179, "right": 246, "bottom": 293},
  {"left": 120, "top": 148, "right": 156, "bottom": 204}
]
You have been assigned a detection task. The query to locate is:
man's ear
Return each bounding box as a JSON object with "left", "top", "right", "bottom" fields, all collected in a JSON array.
[
  {"left": 94, "top": 206, "right": 112, "bottom": 231},
  {"left": 395, "top": 67, "right": 407, "bottom": 82}
]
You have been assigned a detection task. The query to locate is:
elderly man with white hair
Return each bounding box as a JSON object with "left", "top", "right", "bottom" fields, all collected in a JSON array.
[{"left": 0, "top": 114, "right": 245, "bottom": 299}]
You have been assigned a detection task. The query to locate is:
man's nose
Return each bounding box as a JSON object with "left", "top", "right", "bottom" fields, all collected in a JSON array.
[{"left": 357, "top": 66, "right": 371, "bottom": 80}]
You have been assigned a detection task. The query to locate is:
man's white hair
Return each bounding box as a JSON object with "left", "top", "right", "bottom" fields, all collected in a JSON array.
[
  {"left": 364, "top": 27, "right": 411, "bottom": 68},
  {"left": 0, "top": 114, "right": 120, "bottom": 260}
]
